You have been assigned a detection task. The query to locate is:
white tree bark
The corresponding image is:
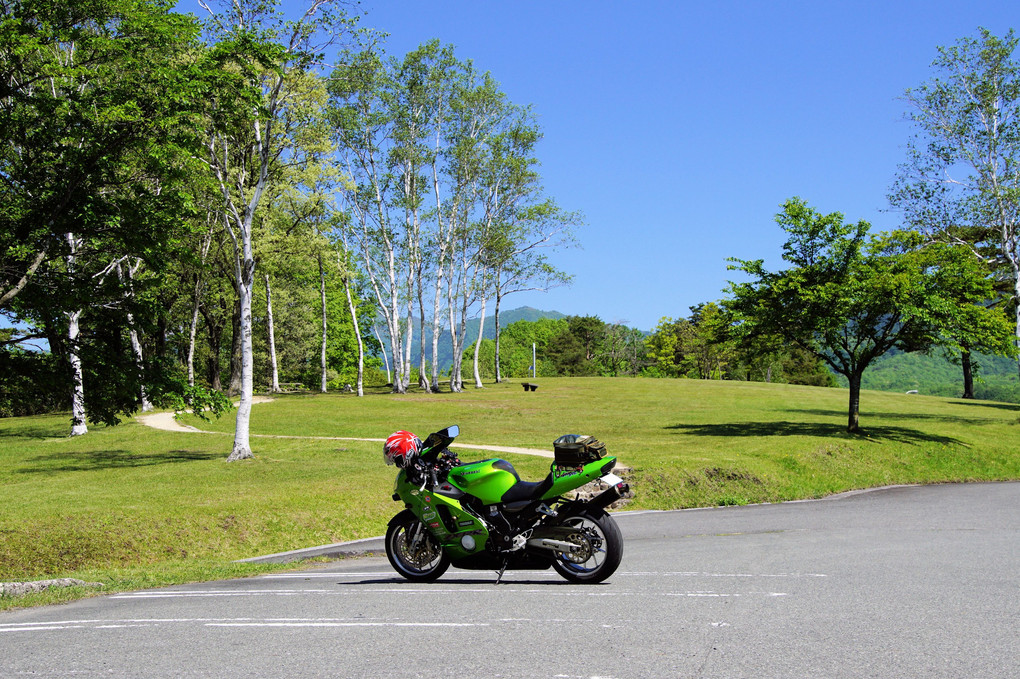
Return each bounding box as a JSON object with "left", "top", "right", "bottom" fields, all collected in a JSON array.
[
  {"left": 374, "top": 325, "right": 391, "bottom": 385},
  {"left": 319, "top": 253, "right": 328, "bottom": 393},
  {"left": 493, "top": 290, "right": 504, "bottom": 383},
  {"left": 226, "top": 237, "right": 255, "bottom": 462},
  {"left": 186, "top": 288, "right": 201, "bottom": 388},
  {"left": 402, "top": 305, "right": 413, "bottom": 389},
  {"left": 67, "top": 307, "right": 87, "bottom": 436},
  {"left": 339, "top": 255, "right": 364, "bottom": 397},
  {"left": 65, "top": 232, "right": 87, "bottom": 436},
  {"left": 264, "top": 273, "right": 280, "bottom": 393},
  {"left": 187, "top": 224, "right": 215, "bottom": 389},
  {"left": 472, "top": 295, "right": 486, "bottom": 388},
  {"left": 117, "top": 259, "right": 152, "bottom": 412},
  {"left": 429, "top": 280, "right": 444, "bottom": 391}
]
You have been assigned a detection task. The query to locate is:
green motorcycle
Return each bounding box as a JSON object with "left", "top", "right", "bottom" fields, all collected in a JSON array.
[{"left": 384, "top": 425, "right": 628, "bottom": 584}]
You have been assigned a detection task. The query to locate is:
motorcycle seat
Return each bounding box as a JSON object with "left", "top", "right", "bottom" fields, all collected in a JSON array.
[{"left": 500, "top": 474, "right": 555, "bottom": 505}]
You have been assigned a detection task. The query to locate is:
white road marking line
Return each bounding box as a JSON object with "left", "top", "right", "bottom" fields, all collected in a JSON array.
[
  {"left": 665, "top": 591, "right": 791, "bottom": 595},
  {"left": 0, "top": 617, "right": 479, "bottom": 633},
  {"left": 262, "top": 572, "right": 564, "bottom": 579},
  {"left": 262, "top": 570, "right": 826, "bottom": 579},
  {"left": 620, "top": 571, "right": 827, "bottom": 577},
  {"left": 261, "top": 573, "right": 396, "bottom": 578},
  {"left": 112, "top": 589, "right": 333, "bottom": 598},
  {"left": 205, "top": 622, "right": 487, "bottom": 628},
  {"left": 109, "top": 586, "right": 792, "bottom": 599}
]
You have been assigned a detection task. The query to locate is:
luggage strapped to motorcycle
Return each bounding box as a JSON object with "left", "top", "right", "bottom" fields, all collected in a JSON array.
[{"left": 553, "top": 434, "right": 606, "bottom": 468}]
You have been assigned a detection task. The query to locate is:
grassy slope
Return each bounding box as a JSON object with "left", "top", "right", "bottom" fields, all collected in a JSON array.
[{"left": 2, "top": 378, "right": 1018, "bottom": 604}]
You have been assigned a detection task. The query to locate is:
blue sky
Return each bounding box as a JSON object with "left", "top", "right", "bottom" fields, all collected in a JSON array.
[{"left": 350, "top": 0, "right": 1017, "bottom": 331}]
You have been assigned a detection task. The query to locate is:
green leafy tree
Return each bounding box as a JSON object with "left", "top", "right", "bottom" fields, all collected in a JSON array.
[
  {"left": 491, "top": 318, "right": 568, "bottom": 377},
  {"left": 728, "top": 198, "right": 1007, "bottom": 432},
  {"left": 598, "top": 322, "right": 648, "bottom": 376},
  {"left": 644, "top": 316, "right": 689, "bottom": 377},
  {"left": 685, "top": 302, "right": 736, "bottom": 379},
  {"left": 1, "top": 0, "right": 222, "bottom": 433},
  {"left": 886, "top": 235, "right": 1015, "bottom": 396},
  {"left": 645, "top": 305, "right": 735, "bottom": 379}
]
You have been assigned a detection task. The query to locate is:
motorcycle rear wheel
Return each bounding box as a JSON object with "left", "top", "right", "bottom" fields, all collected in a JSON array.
[
  {"left": 385, "top": 510, "right": 450, "bottom": 582},
  {"left": 550, "top": 509, "right": 623, "bottom": 584}
]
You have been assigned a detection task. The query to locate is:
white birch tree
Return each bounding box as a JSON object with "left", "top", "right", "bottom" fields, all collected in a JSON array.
[
  {"left": 199, "top": 0, "right": 353, "bottom": 460},
  {"left": 329, "top": 49, "right": 407, "bottom": 391}
]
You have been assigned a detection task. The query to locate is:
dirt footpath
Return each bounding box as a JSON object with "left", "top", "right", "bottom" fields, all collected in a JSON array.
[{"left": 134, "top": 397, "right": 554, "bottom": 458}]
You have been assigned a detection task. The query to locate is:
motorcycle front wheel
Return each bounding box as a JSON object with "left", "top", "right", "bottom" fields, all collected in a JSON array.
[
  {"left": 550, "top": 508, "right": 623, "bottom": 584},
  {"left": 385, "top": 509, "right": 450, "bottom": 582}
]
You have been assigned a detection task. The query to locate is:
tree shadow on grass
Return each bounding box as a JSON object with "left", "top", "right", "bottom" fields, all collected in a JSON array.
[
  {"left": 666, "top": 421, "right": 964, "bottom": 446},
  {"left": 788, "top": 407, "right": 1003, "bottom": 426},
  {"left": 16, "top": 449, "right": 221, "bottom": 474},
  {"left": 0, "top": 425, "right": 70, "bottom": 439},
  {"left": 946, "top": 400, "right": 1020, "bottom": 413}
]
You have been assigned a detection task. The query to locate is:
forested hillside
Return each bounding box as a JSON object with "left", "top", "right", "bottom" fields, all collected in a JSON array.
[{"left": 838, "top": 350, "right": 1020, "bottom": 403}]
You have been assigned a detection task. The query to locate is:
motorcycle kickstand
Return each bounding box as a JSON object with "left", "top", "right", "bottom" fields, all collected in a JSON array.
[{"left": 494, "top": 559, "right": 508, "bottom": 585}]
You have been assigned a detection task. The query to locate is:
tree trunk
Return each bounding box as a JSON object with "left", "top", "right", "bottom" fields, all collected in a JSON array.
[
  {"left": 67, "top": 307, "right": 88, "bottom": 436},
  {"left": 228, "top": 299, "right": 242, "bottom": 396},
  {"left": 341, "top": 265, "right": 364, "bottom": 397},
  {"left": 65, "top": 233, "right": 87, "bottom": 436},
  {"left": 448, "top": 297, "right": 462, "bottom": 393},
  {"left": 847, "top": 372, "right": 862, "bottom": 433},
  {"left": 201, "top": 305, "right": 223, "bottom": 391},
  {"left": 118, "top": 261, "right": 152, "bottom": 412},
  {"left": 402, "top": 305, "right": 413, "bottom": 390},
  {"left": 265, "top": 274, "right": 280, "bottom": 393},
  {"left": 227, "top": 254, "right": 255, "bottom": 462},
  {"left": 961, "top": 348, "right": 975, "bottom": 399},
  {"left": 319, "top": 254, "right": 328, "bottom": 393},
  {"left": 187, "top": 276, "right": 201, "bottom": 388},
  {"left": 417, "top": 277, "right": 431, "bottom": 393},
  {"left": 374, "top": 326, "right": 391, "bottom": 385},
  {"left": 187, "top": 226, "right": 214, "bottom": 389},
  {"left": 493, "top": 291, "right": 503, "bottom": 383},
  {"left": 430, "top": 269, "right": 444, "bottom": 392},
  {"left": 473, "top": 296, "right": 486, "bottom": 388}
]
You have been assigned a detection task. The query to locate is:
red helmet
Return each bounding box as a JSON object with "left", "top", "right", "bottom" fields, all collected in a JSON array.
[{"left": 383, "top": 430, "right": 422, "bottom": 468}]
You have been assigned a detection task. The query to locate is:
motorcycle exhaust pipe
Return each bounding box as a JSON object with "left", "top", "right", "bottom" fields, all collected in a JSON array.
[{"left": 587, "top": 482, "right": 629, "bottom": 513}]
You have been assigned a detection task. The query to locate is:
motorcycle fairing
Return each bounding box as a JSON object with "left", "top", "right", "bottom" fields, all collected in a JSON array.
[{"left": 393, "top": 470, "right": 490, "bottom": 559}]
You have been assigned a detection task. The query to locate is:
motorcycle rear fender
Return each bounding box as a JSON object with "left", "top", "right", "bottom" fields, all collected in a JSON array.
[{"left": 540, "top": 456, "right": 618, "bottom": 501}]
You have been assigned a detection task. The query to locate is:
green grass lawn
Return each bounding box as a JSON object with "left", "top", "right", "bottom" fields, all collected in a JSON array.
[{"left": 2, "top": 377, "right": 1018, "bottom": 608}]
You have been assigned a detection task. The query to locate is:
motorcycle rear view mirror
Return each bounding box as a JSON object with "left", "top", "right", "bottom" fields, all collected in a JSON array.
[{"left": 421, "top": 425, "right": 460, "bottom": 459}]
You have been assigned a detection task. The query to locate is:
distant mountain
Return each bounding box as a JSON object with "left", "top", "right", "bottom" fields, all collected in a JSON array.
[
  {"left": 376, "top": 307, "right": 567, "bottom": 370},
  {"left": 464, "top": 306, "right": 566, "bottom": 341}
]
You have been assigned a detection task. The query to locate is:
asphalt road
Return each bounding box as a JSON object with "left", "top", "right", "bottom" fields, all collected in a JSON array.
[{"left": 1, "top": 483, "right": 1017, "bottom": 678}]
